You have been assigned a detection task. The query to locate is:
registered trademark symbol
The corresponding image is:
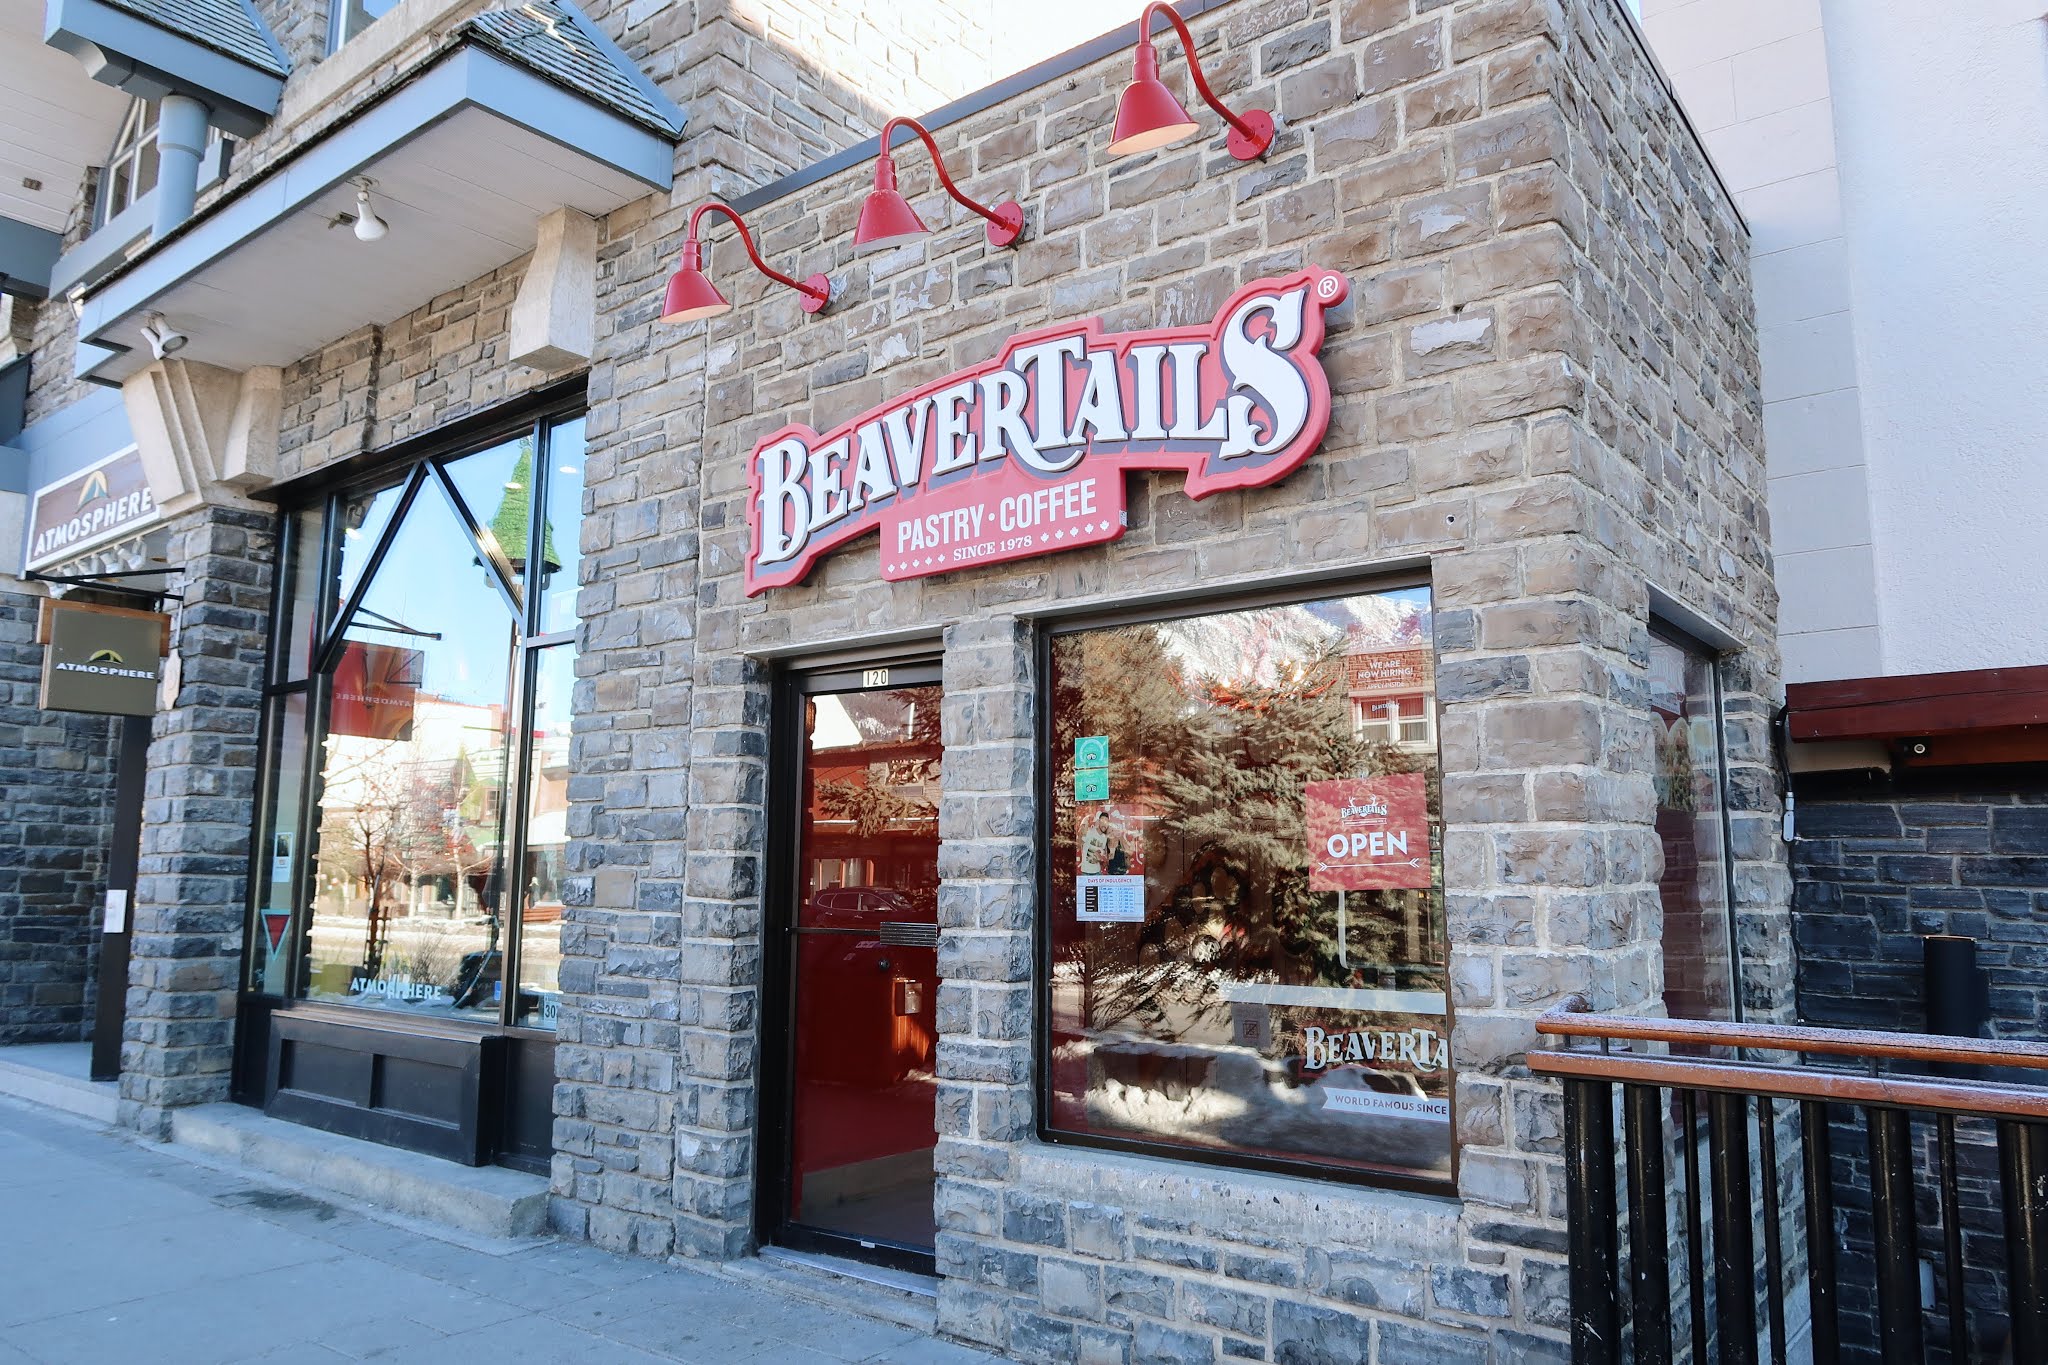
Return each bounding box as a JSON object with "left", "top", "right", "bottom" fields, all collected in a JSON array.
[{"left": 1316, "top": 275, "right": 1341, "bottom": 301}]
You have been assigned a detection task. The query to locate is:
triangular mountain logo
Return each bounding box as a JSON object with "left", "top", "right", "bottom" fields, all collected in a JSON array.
[
  {"left": 76, "top": 469, "right": 111, "bottom": 507},
  {"left": 87, "top": 648, "right": 125, "bottom": 664}
]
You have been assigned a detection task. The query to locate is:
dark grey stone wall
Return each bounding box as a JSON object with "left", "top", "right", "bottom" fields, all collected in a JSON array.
[
  {"left": 119, "top": 506, "right": 274, "bottom": 1134},
  {"left": 1791, "top": 776, "right": 2048, "bottom": 1037},
  {"left": 1790, "top": 772, "right": 2048, "bottom": 1362},
  {"left": 0, "top": 585, "right": 121, "bottom": 1045}
]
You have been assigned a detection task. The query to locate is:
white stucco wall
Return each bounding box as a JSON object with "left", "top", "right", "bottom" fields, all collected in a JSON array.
[
  {"left": 1639, "top": 0, "right": 1881, "bottom": 685},
  {"left": 1820, "top": 0, "right": 2048, "bottom": 677},
  {"left": 1645, "top": 0, "right": 2048, "bottom": 685}
]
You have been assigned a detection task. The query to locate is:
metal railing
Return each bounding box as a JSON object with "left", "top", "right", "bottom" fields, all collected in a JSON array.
[{"left": 1531, "top": 997, "right": 2048, "bottom": 1364}]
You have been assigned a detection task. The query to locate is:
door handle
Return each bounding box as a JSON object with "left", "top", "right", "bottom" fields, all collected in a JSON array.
[{"left": 876, "top": 957, "right": 891, "bottom": 972}]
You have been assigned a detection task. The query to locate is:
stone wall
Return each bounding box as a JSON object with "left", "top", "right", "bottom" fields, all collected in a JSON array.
[
  {"left": 119, "top": 506, "right": 274, "bottom": 1135},
  {"left": 1789, "top": 774, "right": 2048, "bottom": 1361},
  {"left": 0, "top": 585, "right": 121, "bottom": 1045},
  {"left": 1792, "top": 777, "right": 2048, "bottom": 1039},
  {"left": 274, "top": 253, "right": 582, "bottom": 479},
  {"left": 542, "top": 0, "right": 1776, "bottom": 1357}
]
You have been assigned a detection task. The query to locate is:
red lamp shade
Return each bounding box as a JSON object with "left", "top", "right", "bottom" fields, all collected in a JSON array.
[
  {"left": 854, "top": 156, "right": 930, "bottom": 252},
  {"left": 1109, "top": 6, "right": 1274, "bottom": 162},
  {"left": 660, "top": 240, "right": 731, "bottom": 323},
  {"left": 1109, "top": 67, "right": 1199, "bottom": 155}
]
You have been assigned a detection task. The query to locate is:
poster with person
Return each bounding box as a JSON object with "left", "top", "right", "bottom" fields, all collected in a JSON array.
[{"left": 1076, "top": 803, "right": 1145, "bottom": 876}]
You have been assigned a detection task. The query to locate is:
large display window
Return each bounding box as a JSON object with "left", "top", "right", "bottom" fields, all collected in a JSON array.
[
  {"left": 1042, "top": 585, "right": 1452, "bottom": 1192},
  {"left": 248, "top": 406, "right": 584, "bottom": 1032}
]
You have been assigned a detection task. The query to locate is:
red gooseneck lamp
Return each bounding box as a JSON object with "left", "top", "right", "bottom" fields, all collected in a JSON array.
[
  {"left": 854, "top": 116, "right": 1025, "bottom": 252},
  {"left": 1109, "top": 1, "right": 1274, "bottom": 160},
  {"left": 661, "top": 201, "right": 831, "bottom": 324}
]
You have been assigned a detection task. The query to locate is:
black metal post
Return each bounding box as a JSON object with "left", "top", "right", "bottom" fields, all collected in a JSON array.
[
  {"left": 1757, "top": 1098, "right": 1787, "bottom": 1365},
  {"left": 1935, "top": 1115, "right": 1969, "bottom": 1359},
  {"left": 1682, "top": 1089, "right": 1709, "bottom": 1365},
  {"left": 1566, "top": 1076, "right": 1621, "bottom": 1365},
  {"left": 1708, "top": 1092, "right": 1759, "bottom": 1365},
  {"left": 90, "top": 713, "right": 150, "bottom": 1082},
  {"left": 1624, "top": 1084, "right": 1673, "bottom": 1365},
  {"left": 1867, "top": 1107, "right": 1925, "bottom": 1364},
  {"left": 1998, "top": 1120, "right": 2048, "bottom": 1365},
  {"left": 1801, "top": 1101, "right": 1840, "bottom": 1365}
]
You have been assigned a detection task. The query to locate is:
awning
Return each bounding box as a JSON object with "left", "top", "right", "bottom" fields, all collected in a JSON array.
[
  {"left": 72, "top": 0, "right": 683, "bottom": 386},
  {"left": 1785, "top": 666, "right": 2048, "bottom": 742}
]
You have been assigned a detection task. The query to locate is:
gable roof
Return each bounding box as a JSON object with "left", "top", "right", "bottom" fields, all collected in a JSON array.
[
  {"left": 99, "top": 0, "right": 289, "bottom": 77},
  {"left": 459, "top": 0, "right": 684, "bottom": 138}
]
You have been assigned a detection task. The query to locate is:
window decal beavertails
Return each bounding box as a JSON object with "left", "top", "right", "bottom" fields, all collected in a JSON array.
[{"left": 744, "top": 267, "right": 1350, "bottom": 594}]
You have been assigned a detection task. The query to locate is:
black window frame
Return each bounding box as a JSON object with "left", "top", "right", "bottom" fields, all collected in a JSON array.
[
  {"left": 1031, "top": 571, "right": 1459, "bottom": 1200},
  {"left": 244, "top": 383, "right": 587, "bottom": 1036}
]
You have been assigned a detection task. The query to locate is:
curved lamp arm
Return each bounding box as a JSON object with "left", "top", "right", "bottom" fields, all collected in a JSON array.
[
  {"left": 879, "top": 116, "right": 1025, "bottom": 247},
  {"left": 1137, "top": 1, "right": 1274, "bottom": 159},
  {"left": 687, "top": 202, "right": 830, "bottom": 311}
]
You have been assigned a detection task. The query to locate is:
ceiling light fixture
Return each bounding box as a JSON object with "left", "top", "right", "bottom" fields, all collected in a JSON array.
[
  {"left": 139, "top": 313, "right": 188, "bottom": 359},
  {"left": 661, "top": 202, "right": 830, "bottom": 324},
  {"left": 1109, "top": 2, "right": 1274, "bottom": 161},
  {"left": 854, "top": 116, "right": 1025, "bottom": 253},
  {"left": 351, "top": 177, "right": 389, "bottom": 242}
]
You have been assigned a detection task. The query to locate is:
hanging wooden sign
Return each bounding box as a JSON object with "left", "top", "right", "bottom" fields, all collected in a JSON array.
[
  {"left": 744, "top": 267, "right": 1351, "bottom": 594},
  {"left": 37, "top": 599, "right": 171, "bottom": 717}
]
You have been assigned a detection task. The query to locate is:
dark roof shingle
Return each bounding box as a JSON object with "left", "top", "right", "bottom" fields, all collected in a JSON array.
[
  {"left": 461, "top": 0, "right": 683, "bottom": 137},
  {"left": 102, "top": 0, "right": 289, "bottom": 77}
]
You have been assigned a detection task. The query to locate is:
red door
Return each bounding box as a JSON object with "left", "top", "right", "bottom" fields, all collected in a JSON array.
[{"left": 777, "top": 668, "right": 942, "bottom": 1266}]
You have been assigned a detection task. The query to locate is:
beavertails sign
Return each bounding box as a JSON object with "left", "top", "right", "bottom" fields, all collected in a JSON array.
[{"left": 744, "top": 268, "right": 1350, "bottom": 594}]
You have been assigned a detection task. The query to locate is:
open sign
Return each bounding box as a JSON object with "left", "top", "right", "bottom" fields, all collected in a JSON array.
[
  {"left": 1305, "top": 774, "right": 1431, "bottom": 892},
  {"left": 1326, "top": 829, "right": 1414, "bottom": 860}
]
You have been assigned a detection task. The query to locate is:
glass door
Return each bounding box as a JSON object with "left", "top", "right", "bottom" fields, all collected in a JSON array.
[{"left": 772, "top": 663, "right": 942, "bottom": 1270}]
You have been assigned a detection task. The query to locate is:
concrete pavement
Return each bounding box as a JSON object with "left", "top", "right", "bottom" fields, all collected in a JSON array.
[{"left": 0, "top": 1098, "right": 1000, "bottom": 1365}]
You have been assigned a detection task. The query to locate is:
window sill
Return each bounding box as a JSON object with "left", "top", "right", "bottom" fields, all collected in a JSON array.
[{"left": 1010, "top": 1138, "right": 1464, "bottom": 1254}]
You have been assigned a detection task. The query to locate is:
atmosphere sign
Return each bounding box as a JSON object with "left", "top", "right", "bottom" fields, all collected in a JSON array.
[
  {"left": 25, "top": 448, "right": 158, "bottom": 572},
  {"left": 744, "top": 268, "right": 1350, "bottom": 594},
  {"left": 38, "top": 600, "right": 169, "bottom": 717}
]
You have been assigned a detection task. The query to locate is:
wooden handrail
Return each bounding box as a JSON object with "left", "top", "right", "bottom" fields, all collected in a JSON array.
[
  {"left": 1529, "top": 1049, "right": 2048, "bottom": 1121},
  {"left": 1537, "top": 996, "right": 2048, "bottom": 1073}
]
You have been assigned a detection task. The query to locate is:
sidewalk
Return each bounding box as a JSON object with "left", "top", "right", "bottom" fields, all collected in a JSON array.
[{"left": 0, "top": 1098, "right": 1000, "bottom": 1365}]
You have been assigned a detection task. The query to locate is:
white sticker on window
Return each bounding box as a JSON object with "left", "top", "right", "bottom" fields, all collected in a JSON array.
[{"left": 1075, "top": 874, "right": 1146, "bottom": 922}]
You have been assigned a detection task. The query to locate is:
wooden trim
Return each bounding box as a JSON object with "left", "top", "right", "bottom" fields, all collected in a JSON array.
[
  {"left": 1786, "top": 664, "right": 2048, "bottom": 741},
  {"left": 1529, "top": 1049, "right": 2048, "bottom": 1122},
  {"left": 1535, "top": 1001, "right": 2048, "bottom": 1072}
]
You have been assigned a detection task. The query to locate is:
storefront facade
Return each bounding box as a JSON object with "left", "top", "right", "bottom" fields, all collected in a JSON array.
[{"left": 6, "top": 0, "right": 1785, "bottom": 1358}]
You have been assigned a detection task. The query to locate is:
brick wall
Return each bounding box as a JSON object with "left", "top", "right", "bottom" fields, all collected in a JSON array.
[{"left": 0, "top": 586, "right": 120, "bottom": 1044}]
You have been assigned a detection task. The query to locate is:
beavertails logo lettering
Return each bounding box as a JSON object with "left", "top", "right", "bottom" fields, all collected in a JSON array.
[{"left": 744, "top": 268, "right": 1350, "bottom": 594}]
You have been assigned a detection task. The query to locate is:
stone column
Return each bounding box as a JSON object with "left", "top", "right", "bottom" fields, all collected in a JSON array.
[
  {"left": 932, "top": 617, "right": 1037, "bottom": 1348},
  {"left": 118, "top": 504, "right": 272, "bottom": 1136}
]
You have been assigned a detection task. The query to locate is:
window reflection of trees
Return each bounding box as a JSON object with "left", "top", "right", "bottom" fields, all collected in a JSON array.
[{"left": 1052, "top": 607, "right": 1446, "bottom": 1033}]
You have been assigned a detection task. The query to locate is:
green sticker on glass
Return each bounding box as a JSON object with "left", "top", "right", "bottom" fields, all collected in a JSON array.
[
  {"left": 1074, "top": 767, "right": 1111, "bottom": 802},
  {"left": 1075, "top": 735, "right": 1110, "bottom": 770}
]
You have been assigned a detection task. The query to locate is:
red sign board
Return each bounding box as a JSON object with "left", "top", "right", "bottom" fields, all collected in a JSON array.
[
  {"left": 744, "top": 268, "right": 1350, "bottom": 594},
  {"left": 1305, "top": 773, "right": 1431, "bottom": 891},
  {"left": 1350, "top": 647, "right": 1428, "bottom": 694},
  {"left": 330, "top": 642, "right": 422, "bottom": 741}
]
